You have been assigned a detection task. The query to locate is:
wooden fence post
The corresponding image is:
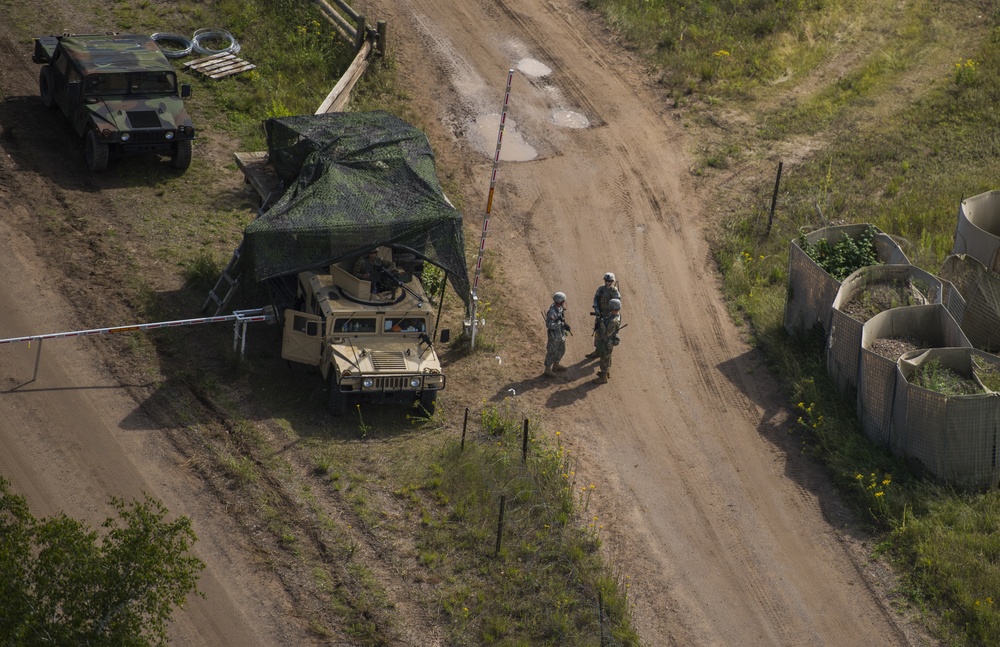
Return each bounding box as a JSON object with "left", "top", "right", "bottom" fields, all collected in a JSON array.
[
  {"left": 766, "top": 160, "right": 783, "bottom": 238},
  {"left": 376, "top": 20, "right": 387, "bottom": 58},
  {"left": 355, "top": 15, "right": 366, "bottom": 52},
  {"left": 461, "top": 407, "right": 469, "bottom": 451},
  {"left": 494, "top": 494, "right": 506, "bottom": 557}
]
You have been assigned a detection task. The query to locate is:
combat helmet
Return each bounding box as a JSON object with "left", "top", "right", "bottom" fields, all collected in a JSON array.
[
  {"left": 604, "top": 272, "right": 616, "bottom": 282},
  {"left": 553, "top": 291, "right": 566, "bottom": 303},
  {"left": 609, "top": 298, "right": 621, "bottom": 310}
]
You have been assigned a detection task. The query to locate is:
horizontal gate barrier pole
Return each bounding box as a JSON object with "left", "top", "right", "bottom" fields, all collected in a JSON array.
[
  {"left": 0, "top": 308, "right": 275, "bottom": 383},
  {"left": 0, "top": 308, "right": 274, "bottom": 346}
]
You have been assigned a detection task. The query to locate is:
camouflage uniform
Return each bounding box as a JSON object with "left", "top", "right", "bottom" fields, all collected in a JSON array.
[
  {"left": 544, "top": 302, "right": 569, "bottom": 370},
  {"left": 594, "top": 311, "right": 621, "bottom": 381},
  {"left": 588, "top": 282, "right": 621, "bottom": 356},
  {"left": 353, "top": 253, "right": 399, "bottom": 293},
  {"left": 353, "top": 253, "right": 398, "bottom": 279}
]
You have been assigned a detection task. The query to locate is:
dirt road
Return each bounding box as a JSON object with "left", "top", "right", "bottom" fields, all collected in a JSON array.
[
  {"left": 0, "top": 0, "right": 934, "bottom": 645},
  {"left": 364, "top": 0, "right": 931, "bottom": 644}
]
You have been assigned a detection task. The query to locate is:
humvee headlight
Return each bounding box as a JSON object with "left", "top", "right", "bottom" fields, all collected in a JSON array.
[
  {"left": 165, "top": 131, "right": 175, "bottom": 141},
  {"left": 409, "top": 377, "right": 422, "bottom": 388},
  {"left": 362, "top": 378, "right": 374, "bottom": 389},
  {"left": 120, "top": 132, "right": 130, "bottom": 142}
]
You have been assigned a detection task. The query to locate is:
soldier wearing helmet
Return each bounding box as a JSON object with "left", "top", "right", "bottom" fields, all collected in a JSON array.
[
  {"left": 593, "top": 297, "right": 622, "bottom": 384},
  {"left": 543, "top": 291, "right": 571, "bottom": 377},
  {"left": 586, "top": 272, "right": 621, "bottom": 359}
]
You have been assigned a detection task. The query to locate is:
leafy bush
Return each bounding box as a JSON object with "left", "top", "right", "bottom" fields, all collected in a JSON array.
[{"left": 799, "top": 225, "right": 880, "bottom": 280}]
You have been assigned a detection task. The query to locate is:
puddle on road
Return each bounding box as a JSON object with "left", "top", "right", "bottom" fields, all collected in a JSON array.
[
  {"left": 552, "top": 109, "right": 590, "bottom": 129},
  {"left": 464, "top": 58, "right": 595, "bottom": 161},
  {"left": 517, "top": 57, "right": 591, "bottom": 131},
  {"left": 468, "top": 113, "right": 538, "bottom": 161},
  {"left": 517, "top": 58, "right": 552, "bottom": 78}
]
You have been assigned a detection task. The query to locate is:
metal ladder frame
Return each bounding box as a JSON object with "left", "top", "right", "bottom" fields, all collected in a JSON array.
[{"left": 203, "top": 244, "right": 243, "bottom": 315}]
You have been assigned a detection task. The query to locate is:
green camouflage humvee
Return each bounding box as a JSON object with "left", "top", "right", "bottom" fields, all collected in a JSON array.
[{"left": 32, "top": 33, "right": 195, "bottom": 172}]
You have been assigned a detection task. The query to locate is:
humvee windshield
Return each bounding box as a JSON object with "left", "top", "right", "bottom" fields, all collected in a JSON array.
[
  {"left": 335, "top": 317, "right": 377, "bottom": 333},
  {"left": 384, "top": 317, "right": 427, "bottom": 333},
  {"left": 83, "top": 71, "right": 176, "bottom": 96}
]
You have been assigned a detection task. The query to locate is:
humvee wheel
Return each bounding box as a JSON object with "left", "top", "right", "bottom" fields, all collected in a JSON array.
[
  {"left": 39, "top": 66, "right": 56, "bottom": 109},
  {"left": 328, "top": 375, "right": 347, "bottom": 416},
  {"left": 171, "top": 139, "right": 192, "bottom": 170},
  {"left": 85, "top": 129, "right": 109, "bottom": 172},
  {"left": 418, "top": 390, "right": 437, "bottom": 415}
]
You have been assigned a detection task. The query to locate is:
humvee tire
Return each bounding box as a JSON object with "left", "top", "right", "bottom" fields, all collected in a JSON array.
[
  {"left": 172, "top": 140, "right": 193, "bottom": 170},
  {"left": 418, "top": 390, "right": 437, "bottom": 415},
  {"left": 85, "top": 129, "right": 109, "bottom": 172},
  {"left": 328, "top": 374, "right": 347, "bottom": 416},
  {"left": 39, "top": 66, "right": 55, "bottom": 108}
]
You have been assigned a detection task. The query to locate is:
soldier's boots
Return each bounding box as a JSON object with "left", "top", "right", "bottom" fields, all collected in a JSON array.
[
  {"left": 594, "top": 371, "right": 609, "bottom": 384},
  {"left": 552, "top": 362, "right": 568, "bottom": 372},
  {"left": 544, "top": 364, "right": 557, "bottom": 377}
]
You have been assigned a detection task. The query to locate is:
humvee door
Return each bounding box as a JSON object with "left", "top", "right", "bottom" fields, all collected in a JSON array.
[{"left": 281, "top": 310, "right": 324, "bottom": 366}]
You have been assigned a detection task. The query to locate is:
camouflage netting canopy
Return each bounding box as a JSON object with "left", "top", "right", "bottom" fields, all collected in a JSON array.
[{"left": 242, "top": 111, "right": 470, "bottom": 309}]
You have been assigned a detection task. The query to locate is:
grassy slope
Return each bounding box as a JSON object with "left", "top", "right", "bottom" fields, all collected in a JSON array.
[{"left": 583, "top": 0, "right": 1000, "bottom": 644}]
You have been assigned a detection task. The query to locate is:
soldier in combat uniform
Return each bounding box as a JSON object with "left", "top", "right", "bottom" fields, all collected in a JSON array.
[
  {"left": 593, "top": 298, "right": 621, "bottom": 384},
  {"left": 353, "top": 248, "right": 402, "bottom": 294},
  {"left": 586, "top": 272, "right": 621, "bottom": 359},
  {"left": 544, "top": 291, "right": 571, "bottom": 377}
]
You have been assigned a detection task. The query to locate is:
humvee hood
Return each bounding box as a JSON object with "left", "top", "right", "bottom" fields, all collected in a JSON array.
[
  {"left": 86, "top": 98, "right": 192, "bottom": 131},
  {"left": 333, "top": 341, "right": 440, "bottom": 374}
]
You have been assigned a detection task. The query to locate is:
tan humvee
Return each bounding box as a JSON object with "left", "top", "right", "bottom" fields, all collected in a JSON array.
[{"left": 280, "top": 247, "right": 448, "bottom": 415}]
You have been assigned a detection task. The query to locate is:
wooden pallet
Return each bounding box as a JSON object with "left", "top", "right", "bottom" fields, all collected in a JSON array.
[
  {"left": 184, "top": 52, "right": 255, "bottom": 79},
  {"left": 234, "top": 151, "right": 283, "bottom": 209}
]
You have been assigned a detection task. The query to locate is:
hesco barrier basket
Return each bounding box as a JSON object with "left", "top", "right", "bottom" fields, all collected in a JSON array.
[
  {"left": 784, "top": 224, "right": 908, "bottom": 337},
  {"left": 827, "top": 264, "right": 945, "bottom": 400},
  {"left": 939, "top": 254, "right": 1000, "bottom": 351},
  {"left": 857, "top": 304, "right": 971, "bottom": 448},
  {"left": 953, "top": 190, "right": 1000, "bottom": 273},
  {"left": 892, "top": 348, "right": 1000, "bottom": 489}
]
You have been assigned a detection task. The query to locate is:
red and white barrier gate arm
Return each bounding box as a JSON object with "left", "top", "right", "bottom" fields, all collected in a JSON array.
[{"left": 469, "top": 69, "right": 514, "bottom": 351}]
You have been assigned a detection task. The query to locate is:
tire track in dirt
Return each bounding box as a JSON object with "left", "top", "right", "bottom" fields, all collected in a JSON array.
[{"left": 367, "top": 0, "right": 927, "bottom": 643}]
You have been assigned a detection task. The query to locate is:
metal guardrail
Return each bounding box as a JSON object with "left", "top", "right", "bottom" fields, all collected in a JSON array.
[{"left": 0, "top": 308, "right": 276, "bottom": 382}]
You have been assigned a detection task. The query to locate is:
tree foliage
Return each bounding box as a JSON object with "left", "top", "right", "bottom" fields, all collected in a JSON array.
[{"left": 0, "top": 477, "right": 204, "bottom": 646}]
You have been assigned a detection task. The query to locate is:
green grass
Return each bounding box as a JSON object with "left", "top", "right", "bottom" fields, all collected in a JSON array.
[
  {"left": 407, "top": 400, "right": 638, "bottom": 646},
  {"left": 582, "top": 0, "right": 1000, "bottom": 643}
]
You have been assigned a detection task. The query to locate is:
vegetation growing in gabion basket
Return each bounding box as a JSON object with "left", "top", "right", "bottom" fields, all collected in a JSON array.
[
  {"left": 800, "top": 225, "right": 880, "bottom": 281},
  {"left": 906, "top": 359, "right": 985, "bottom": 396},
  {"left": 840, "top": 278, "right": 925, "bottom": 323}
]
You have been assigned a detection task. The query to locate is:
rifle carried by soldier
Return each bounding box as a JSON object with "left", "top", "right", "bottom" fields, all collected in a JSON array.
[{"left": 541, "top": 309, "right": 572, "bottom": 336}]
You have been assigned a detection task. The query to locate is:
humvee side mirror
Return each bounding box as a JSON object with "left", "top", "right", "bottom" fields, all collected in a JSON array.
[
  {"left": 67, "top": 80, "right": 81, "bottom": 102},
  {"left": 439, "top": 329, "right": 450, "bottom": 344},
  {"left": 180, "top": 83, "right": 191, "bottom": 99}
]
